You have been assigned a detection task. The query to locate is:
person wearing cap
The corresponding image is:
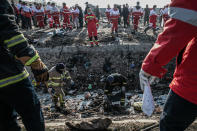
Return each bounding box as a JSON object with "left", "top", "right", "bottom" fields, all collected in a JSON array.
[{"left": 47, "top": 63, "right": 74, "bottom": 113}]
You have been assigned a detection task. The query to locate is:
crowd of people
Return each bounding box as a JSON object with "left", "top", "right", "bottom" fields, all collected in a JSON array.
[{"left": 11, "top": 1, "right": 169, "bottom": 34}]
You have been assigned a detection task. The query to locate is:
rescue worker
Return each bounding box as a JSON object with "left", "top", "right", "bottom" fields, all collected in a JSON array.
[
  {"left": 139, "top": 0, "right": 197, "bottom": 130},
  {"left": 22, "top": 2, "right": 32, "bottom": 30},
  {"left": 161, "top": 5, "right": 170, "bottom": 25},
  {"left": 110, "top": 4, "right": 120, "bottom": 36},
  {"left": 85, "top": 8, "right": 99, "bottom": 47},
  {"left": 51, "top": 3, "right": 60, "bottom": 28},
  {"left": 35, "top": 4, "right": 45, "bottom": 29},
  {"left": 105, "top": 5, "right": 111, "bottom": 23},
  {"left": 46, "top": 2, "right": 52, "bottom": 27},
  {"left": 72, "top": 5, "right": 80, "bottom": 29},
  {"left": 0, "top": 0, "right": 49, "bottom": 130},
  {"left": 144, "top": 5, "right": 158, "bottom": 36},
  {"left": 102, "top": 73, "right": 127, "bottom": 113},
  {"left": 61, "top": 3, "right": 72, "bottom": 30},
  {"left": 144, "top": 4, "right": 150, "bottom": 26},
  {"left": 48, "top": 63, "right": 74, "bottom": 113},
  {"left": 132, "top": 2, "right": 143, "bottom": 33}
]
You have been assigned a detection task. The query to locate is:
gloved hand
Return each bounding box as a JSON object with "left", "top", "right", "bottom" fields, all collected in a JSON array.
[
  {"left": 31, "top": 58, "right": 49, "bottom": 82},
  {"left": 139, "top": 69, "right": 157, "bottom": 91}
]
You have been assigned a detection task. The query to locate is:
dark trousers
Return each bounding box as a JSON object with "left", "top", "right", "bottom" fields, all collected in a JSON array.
[
  {"left": 25, "top": 17, "right": 32, "bottom": 29},
  {"left": 0, "top": 78, "right": 45, "bottom": 131},
  {"left": 144, "top": 17, "right": 149, "bottom": 26},
  {"left": 21, "top": 15, "right": 26, "bottom": 29},
  {"left": 123, "top": 16, "right": 129, "bottom": 28},
  {"left": 160, "top": 90, "right": 197, "bottom": 131},
  {"left": 79, "top": 17, "right": 83, "bottom": 28}
]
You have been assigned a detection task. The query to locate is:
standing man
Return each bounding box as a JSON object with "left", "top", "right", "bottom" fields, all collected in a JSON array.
[
  {"left": 22, "top": 2, "right": 32, "bottom": 30},
  {"left": 16, "top": 0, "right": 22, "bottom": 25},
  {"left": 0, "top": 0, "right": 49, "bottom": 130},
  {"left": 161, "top": 5, "right": 170, "bottom": 25},
  {"left": 72, "top": 5, "right": 80, "bottom": 29},
  {"left": 144, "top": 4, "right": 150, "bottom": 26},
  {"left": 78, "top": 6, "right": 84, "bottom": 28},
  {"left": 132, "top": 2, "right": 143, "bottom": 33},
  {"left": 85, "top": 8, "right": 99, "bottom": 47},
  {"left": 105, "top": 5, "right": 111, "bottom": 23},
  {"left": 139, "top": 0, "right": 197, "bottom": 130},
  {"left": 84, "top": 2, "right": 89, "bottom": 15},
  {"left": 61, "top": 3, "right": 72, "bottom": 30},
  {"left": 122, "top": 4, "right": 130, "bottom": 28},
  {"left": 110, "top": 4, "right": 120, "bottom": 36},
  {"left": 35, "top": 4, "right": 45, "bottom": 29},
  {"left": 144, "top": 5, "right": 158, "bottom": 35},
  {"left": 51, "top": 3, "right": 60, "bottom": 28},
  {"left": 94, "top": 5, "right": 101, "bottom": 21}
]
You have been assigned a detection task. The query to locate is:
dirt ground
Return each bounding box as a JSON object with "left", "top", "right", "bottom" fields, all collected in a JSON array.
[{"left": 20, "top": 20, "right": 197, "bottom": 131}]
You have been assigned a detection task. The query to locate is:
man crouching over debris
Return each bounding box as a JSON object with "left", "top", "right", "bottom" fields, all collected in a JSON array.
[
  {"left": 48, "top": 63, "right": 74, "bottom": 114},
  {"left": 102, "top": 73, "right": 127, "bottom": 114},
  {"left": 85, "top": 8, "right": 99, "bottom": 47}
]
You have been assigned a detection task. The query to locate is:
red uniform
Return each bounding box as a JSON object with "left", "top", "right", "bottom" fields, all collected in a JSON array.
[
  {"left": 132, "top": 6, "right": 143, "bottom": 30},
  {"left": 149, "top": 9, "right": 157, "bottom": 29},
  {"left": 35, "top": 8, "right": 45, "bottom": 28},
  {"left": 110, "top": 8, "right": 120, "bottom": 33},
  {"left": 105, "top": 8, "right": 111, "bottom": 22},
  {"left": 142, "top": 0, "right": 197, "bottom": 105},
  {"left": 51, "top": 6, "right": 60, "bottom": 28},
  {"left": 85, "top": 13, "right": 99, "bottom": 45},
  {"left": 61, "top": 6, "right": 72, "bottom": 29},
  {"left": 162, "top": 7, "right": 170, "bottom": 24}
]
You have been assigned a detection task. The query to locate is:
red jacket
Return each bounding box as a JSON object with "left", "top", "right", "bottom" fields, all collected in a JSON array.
[
  {"left": 132, "top": 7, "right": 143, "bottom": 19},
  {"left": 62, "top": 6, "right": 71, "bottom": 18},
  {"left": 85, "top": 14, "right": 98, "bottom": 28},
  {"left": 142, "top": 0, "right": 197, "bottom": 104}
]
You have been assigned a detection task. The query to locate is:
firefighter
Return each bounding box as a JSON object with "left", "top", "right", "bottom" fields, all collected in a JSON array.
[
  {"left": 139, "top": 0, "right": 197, "bottom": 130},
  {"left": 102, "top": 73, "right": 127, "bottom": 113},
  {"left": 51, "top": 3, "right": 60, "bottom": 28},
  {"left": 0, "top": 0, "right": 49, "bottom": 130},
  {"left": 35, "top": 4, "right": 45, "bottom": 29},
  {"left": 48, "top": 63, "right": 74, "bottom": 113},
  {"left": 85, "top": 8, "right": 99, "bottom": 47},
  {"left": 144, "top": 5, "right": 158, "bottom": 36},
  {"left": 105, "top": 5, "right": 111, "bottom": 23},
  {"left": 110, "top": 4, "right": 120, "bottom": 36},
  {"left": 61, "top": 3, "right": 72, "bottom": 30},
  {"left": 132, "top": 2, "right": 143, "bottom": 33}
]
